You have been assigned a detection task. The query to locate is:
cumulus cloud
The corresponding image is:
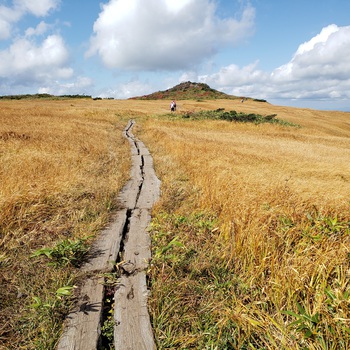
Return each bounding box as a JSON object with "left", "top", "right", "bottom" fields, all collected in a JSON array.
[
  {"left": 0, "top": 0, "right": 78, "bottom": 93},
  {"left": 38, "top": 76, "right": 94, "bottom": 95},
  {"left": 201, "top": 61, "right": 267, "bottom": 87},
  {"left": 86, "top": 0, "right": 255, "bottom": 70},
  {"left": 179, "top": 71, "right": 200, "bottom": 83},
  {"left": 273, "top": 25, "right": 350, "bottom": 82},
  {"left": 25, "top": 21, "right": 50, "bottom": 37},
  {"left": 271, "top": 24, "right": 350, "bottom": 99},
  {"left": 0, "top": 19, "right": 12, "bottom": 40},
  {"left": 0, "top": 0, "right": 59, "bottom": 40},
  {"left": 98, "top": 80, "right": 154, "bottom": 99},
  {"left": 0, "top": 5, "right": 21, "bottom": 39},
  {"left": 198, "top": 24, "right": 350, "bottom": 101},
  {"left": 0, "top": 35, "right": 73, "bottom": 84},
  {"left": 14, "top": 0, "right": 59, "bottom": 17}
]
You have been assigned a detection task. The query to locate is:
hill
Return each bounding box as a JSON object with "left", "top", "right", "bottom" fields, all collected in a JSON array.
[{"left": 129, "top": 81, "right": 251, "bottom": 100}]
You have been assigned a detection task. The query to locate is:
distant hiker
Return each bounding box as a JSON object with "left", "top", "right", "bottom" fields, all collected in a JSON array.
[
  {"left": 173, "top": 100, "right": 177, "bottom": 111},
  {"left": 170, "top": 100, "right": 176, "bottom": 112}
]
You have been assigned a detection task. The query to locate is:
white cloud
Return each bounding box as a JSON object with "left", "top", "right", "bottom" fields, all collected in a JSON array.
[
  {"left": 0, "top": 5, "right": 21, "bottom": 39},
  {"left": 0, "top": 0, "right": 78, "bottom": 95},
  {"left": 198, "top": 25, "right": 350, "bottom": 101},
  {"left": 295, "top": 24, "right": 339, "bottom": 56},
  {"left": 0, "top": 0, "right": 59, "bottom": 40},
  {"left": 201, "top": 61, "right": 267, "bottom": 87},
  {"left": 99, "top": 80, "right": 154, "bottom": 99},
  {"left": 0, "top": 18, "right": 12, "bottom": 40},
  {"left": 25, "top": 21, "right": 49, "bottom": 37},
  {"left": 179, "top": 71, "right": 200, "bottom": 83},
  {"left": 14, "top": 0, "right": 60, "bottom": 17},
  {"left": 38, "top": 76, "right": 93, "bottom": 95},
  {"left": 86, "top": 0, "right": 255, "bottom": 70},
  {"left": 0, "top": 35, "right": 72, "bottom": 83},
  {"left": 273, "top": 24, "right": 350, "bottom": 81}
]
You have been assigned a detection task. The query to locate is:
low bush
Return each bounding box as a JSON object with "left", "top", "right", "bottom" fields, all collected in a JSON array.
[
  {"left": 31, "top": 237, "right": 91, "bottom": 268},
  {"left": 180, "top": 108, "right": 299, "bottom": 126}
]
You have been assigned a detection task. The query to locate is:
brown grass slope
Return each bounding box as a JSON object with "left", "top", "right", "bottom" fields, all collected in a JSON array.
[{"left": 0, "top": 97, "right": 349, "bottom": 349}]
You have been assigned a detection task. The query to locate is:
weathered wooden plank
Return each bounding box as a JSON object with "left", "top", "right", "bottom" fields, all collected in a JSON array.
[
  {"left": 117, "top": 209, "right": 152, "bottom": 272},
  {"left": 114, "top": 209, "right": 156, "bottom": 348},
  {"left": 114, "top": 272, "right": 155, "bottom": 350},
  {"left": 57, "top": 277, "right": 104, "bottom": 350},
  {"left": 118, "top": 155, "right": 143, "bottom": 209},
  {"left": 113, "top": 126, "right": 159, "bottom": 349},
  {"left": 136, "top": 154, "right": 161, "bottom": 209},
  {"left": 82, "top": 210, "right": 127, "bottom": 273},
  {"left": 57, "top": 211, "right": 127, "bottom": 349}
]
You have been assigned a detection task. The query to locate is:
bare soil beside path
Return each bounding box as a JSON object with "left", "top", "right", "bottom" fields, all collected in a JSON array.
[{"left": 57, "top": 120, "right": 160, "bottom": 350}]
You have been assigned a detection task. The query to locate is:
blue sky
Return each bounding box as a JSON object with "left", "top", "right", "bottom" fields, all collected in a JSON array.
[{"left": 1, "top": 0, "right": 350, "bottom": 111}]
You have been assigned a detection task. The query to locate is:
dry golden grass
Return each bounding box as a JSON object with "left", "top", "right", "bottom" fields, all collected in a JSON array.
[
  {"left": 1, "top": 97, "right": 349, "bottom": 349},
  {"left": 137, "top": 100, "right": 350, "bottom": 349},
  {"left": 0, "top": 98, "right": 134, "bottom": 349},
  {"left": 140, "top": 98, "right": 350, "bottom": 215}
]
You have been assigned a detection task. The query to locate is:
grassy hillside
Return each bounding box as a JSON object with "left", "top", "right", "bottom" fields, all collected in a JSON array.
[
  {"left": 129, "top": 81, "right": 255, "bottom": 101},
  {"left": 0, "top": 98, "right": 349, "bottom": 349}
]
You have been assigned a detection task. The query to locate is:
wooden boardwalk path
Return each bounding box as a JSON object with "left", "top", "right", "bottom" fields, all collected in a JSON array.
[{"left": 57, "top": 120, "right": 160, "bottom": 350}]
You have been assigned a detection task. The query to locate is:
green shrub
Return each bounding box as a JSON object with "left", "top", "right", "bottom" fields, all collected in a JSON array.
[
  {"left": 31, "top": 237, "right": 91, "bottom": 268},
  {"left": 180, "top": 108, "right": 298, "bottom": 126}
]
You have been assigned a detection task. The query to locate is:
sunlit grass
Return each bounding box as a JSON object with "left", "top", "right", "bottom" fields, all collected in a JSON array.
[
  {"left": 0, "top": 99, "right": 131, "bottom": 349},
  {"left": 140, "top": 104, "right": 350, "bottom": 349},
  {"left": 1, "top": 97, "right": 349, "bottom": 349}
]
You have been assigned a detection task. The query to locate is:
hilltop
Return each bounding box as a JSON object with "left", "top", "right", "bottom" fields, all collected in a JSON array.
[{"left": 129, "top": 81, "right": 254, "bottom": 101}]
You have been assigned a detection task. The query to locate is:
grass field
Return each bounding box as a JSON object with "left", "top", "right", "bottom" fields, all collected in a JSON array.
[
  {"left": 1, "top": 98, "right": 349, "bottom": 349},
  {"left": 140, "top": 100, "right": 350, "bottom": 349},
  {"left": 0, "top": 99, "right": 133, "bottom": 349}
]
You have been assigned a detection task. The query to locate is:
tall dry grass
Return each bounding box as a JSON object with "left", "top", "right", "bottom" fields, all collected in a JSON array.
[
  {"left": 0, "top": 99, "right": 133, "bottom": 349},
  {"left": 1, "top": 97, "right": 349, "bottom": 349},
  {"left": 139, "top": 100, "right": 350, "bottom": 349}
]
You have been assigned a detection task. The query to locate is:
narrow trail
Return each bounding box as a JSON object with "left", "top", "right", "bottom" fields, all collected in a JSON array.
[{"left": 57, "top": 120, "right": 160, "bottom": 350}]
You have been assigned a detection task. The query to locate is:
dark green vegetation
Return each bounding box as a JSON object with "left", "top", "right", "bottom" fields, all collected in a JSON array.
[
  {"left": 180, "top": 108, "right": 299, "bottom": 126},
  {"left": 0, "top": 93, "right": 93, "bottom": 100},
  {"left": 31, "top": 237, "right": 91, "bottom": 268},
  {"left": 130, "top": 81, "right": 258, "bottom": 101}
]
